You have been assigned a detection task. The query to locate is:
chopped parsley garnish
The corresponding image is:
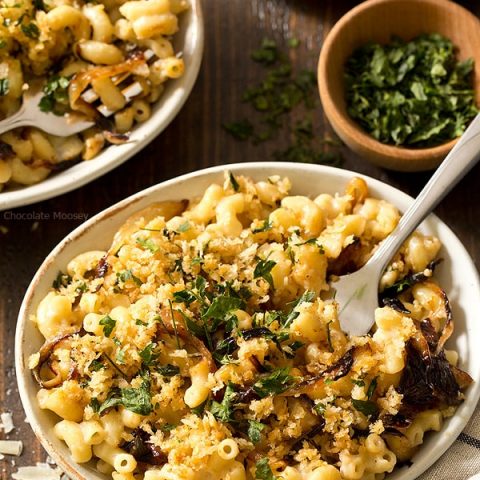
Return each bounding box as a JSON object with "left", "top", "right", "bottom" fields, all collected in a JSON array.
[
  {"left": 282, "top": 290, "right": 315, "bottom": 327},
  {"left": 157, "top": 364, "right": 180, "bottom": 377},
  {"left": 223, "top": 39, "right": 343, "bottom": 165},
  {"left": 248, "top": 420, "right": 265, "bottom": 444},
  {"left": 255, "top": 457, "right": 276, "bottom": 480},
  {"left": 93, "top": 370, "right": 153, "bottom": 416},
  {"left": 228, "top": 171, "right": 240, "bottom": 191},
  {"left": 117, "top": 269, "right": 142, "bottom": 286},
  {"left": 345, "top": 34, "right": 478, "bottom": 147},
  {"left": 120, "top": 371, "right": 153, "bottom": 415},
  {"left": 139, "top": 343, "right": 158, "bottom": 366},
  {"left": 223, "top": 119, "right": 254, "bottom": 140},
  {"left": 116, "top": 348, "right": 126, "bottom": 364},
  {"left": 0, "top": 78, "right": 9, "bottom": 96},
  {"left": 75, "top": 281, "right": 88, "bottom": 294},
  {"left": 284, "top": 340, "right": 304, "bottom": 359},
  {"left": 38, "top": 75, "right": 71, "bottom": 115},
  {"left": 314, "top": 402, "right": 326, "bottom": 416},
  {"left": 99, "top": 315, "right": 116, "bottom": 337},
  {"left": 352, "top": 399, "right": 378, "bottom": 417},
  {"left": 253, "top": 258, "right": 276, "bottom": 288},
  {"left": 89, "top": 398, "right": 101, "bottom": 413},
  {"left": 202, "top": 295, "right": 243, "bottom": 321},
  {"left": 351, "top": 378, "right": 365, "bottom": 387},
  {"left": 21, "top": 22, "right": 39, "bottom": 39},
  {"left": 253, "top": 367, "right": 294, "bottom": 398},
  {"left": 136, "top": 237, "right": 159, "bottom": 253},
  {"left": 210, "top": 384, "right": 236, "bottom": 423},
  {"left": 135, "top": 319, "right": 148, "bottom": 326},
  {"left": 252, "top": 219, "right": 272, "bottom": 233},
  {"left": 160, "top": 423, "right": 176, "bottom": 432},
  {"left": 52, "top": 271, "right": 72, "bottom": 289},
  {"left": 173, "top": 289, "right": 197, "bottom": 306},
  {"left": 314, "top": 396, "right": 336, "bottom": 416},
  {"left": 366, "top": 377, "right": 378, "bottom": 400},
  {"left": 90, "top": 359, "right": 105, "bottom": 371},
  {"left": 251, "top": 38, "right": 279, "bottom": 65}
]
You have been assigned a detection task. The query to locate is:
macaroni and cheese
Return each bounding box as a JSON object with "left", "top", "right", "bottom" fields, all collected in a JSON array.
[
  {"left": 29, "top": 173, "right": 472, "bottom": 479},
  {"left": 0, "top": 0, "right": 188, "bottom": 191}
]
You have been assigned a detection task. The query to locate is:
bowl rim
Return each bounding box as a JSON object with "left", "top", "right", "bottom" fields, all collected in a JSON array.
[
  {"left": 15, "top": 162, "right": 480, "bottom": 480},
  {"left": 0, "top": 0, "right": 204, "bottom": 211},
  {"left": 318, "top": 0, "right": 480, "bottom": 163}
]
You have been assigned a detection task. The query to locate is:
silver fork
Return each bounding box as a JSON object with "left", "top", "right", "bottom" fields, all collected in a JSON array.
[
  {"left": 335, "top": 114, "right": 480, "bottom": 336},
  {"left": 0, "top": 89, "right": 94, "bottom": 136}
]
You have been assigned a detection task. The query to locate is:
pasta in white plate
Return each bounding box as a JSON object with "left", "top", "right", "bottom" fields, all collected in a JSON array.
[
  {"left": 0, "top": 0, "right": 188, "bottom": 191},
  {"left": 29, "top": 173, "right": 472, "bottom": 479}
]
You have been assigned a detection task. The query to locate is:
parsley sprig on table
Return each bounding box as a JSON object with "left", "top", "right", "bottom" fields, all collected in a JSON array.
[
  {"left": 345, "top": 33, "right": 478, "bottom": 147},
  {"left": 223, "top": 38, "right": 343, "bottom": 165}
]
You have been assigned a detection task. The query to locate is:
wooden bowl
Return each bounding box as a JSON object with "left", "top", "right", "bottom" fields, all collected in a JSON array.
[{"left": 318, "top": 0, "right": 480, "bottom": 172}]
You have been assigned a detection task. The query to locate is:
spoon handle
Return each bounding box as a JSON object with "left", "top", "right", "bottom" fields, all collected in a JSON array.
[{"left": 371, "top": 113, "right": 480, "bottom": 271}]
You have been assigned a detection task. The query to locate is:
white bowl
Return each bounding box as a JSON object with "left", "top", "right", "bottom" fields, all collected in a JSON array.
[
  {"left": 0, "top": 0, "right": 204, "bottom": 211},
  {"left": 15, "top": 162, "right": 480, "bottom": 480}
]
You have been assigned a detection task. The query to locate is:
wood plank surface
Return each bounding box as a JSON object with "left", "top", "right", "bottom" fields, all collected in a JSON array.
[{"left": 1, "top": 0, "right": 479, "bottom": 477}]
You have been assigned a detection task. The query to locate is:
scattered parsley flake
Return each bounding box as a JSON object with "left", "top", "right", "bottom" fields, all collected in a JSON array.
[
  {"left": 99, "top": 315, "right": 116, "bottom": 337},
  {"left": 157, "top": 364, "right": 180, "bottom": 377},
  {"left": 0, "top": 78, "right": 9, "bottom": 96},
  {"left": 352, "top": 398, "right": 378, "bottom": 417},
  {"left": 351, "top": 378, "right": 365, "bottom": 387},
  {"left": 248, "top": 420, "right": 265, "bottom": 444},
  {"left": 367, "top": 377, "right": 378, "bottom": 400},
  {"left": 21, "top": 22, "right": 39, "bottom": 39},
  {"left": 202, "top": 296, "right": 243, "bottom": 321},
  {"left": 38, "top": 74, "right": 71, "bottom": 115},
  {"left": 283, "top": 290, "right": 315, "bottom": 327},
  {"left": 228, "top": 171, "right": 240, "bottom": 191},
  {"left": 117, "top": 269, "right": 142, "bottom": 286},
  {"left": 136, "top": 237, "right": 159, "bottom": 253},
  {"left": 253, "top": 367, "right": 294, "bottom": 398},
  {"left": 90, "top": 359, "right": 105, "bottom": 371},
  {"left": 253, "top": 258, "right": 276, "bottom": 289},
  {"left": 255, "top": 457, "right": 276, "bottom": 480},
  {"left": 52, "top": 271, "right": 71, "bottom": 289},
  {"left": 252, "top": 219, "right": 272, "bottom": 233},
  {"left": 223, "top": 119, "right": 254, "bottom": 140},
  {"left": 139, "top": 343, "right": 158, "bottom": 366},
  {"left": 210, "top": 383, "right": 236, "bottom": 423}
]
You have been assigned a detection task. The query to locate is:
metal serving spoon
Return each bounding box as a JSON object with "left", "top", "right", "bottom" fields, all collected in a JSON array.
[{"left": 335, "top": 114, "right": 480, "bottom": 336}]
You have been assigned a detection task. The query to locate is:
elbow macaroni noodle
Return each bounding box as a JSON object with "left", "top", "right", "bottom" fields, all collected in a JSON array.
[
  {"left": 29, "top": 173, "right": 471, "bottom": 479},
  {"left": 0, "top": 0, "right": 188, "bottom": 191}
]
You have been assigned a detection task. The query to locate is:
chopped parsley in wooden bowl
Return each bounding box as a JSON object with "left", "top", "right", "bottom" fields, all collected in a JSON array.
[
  {"left": 318, "top": 0, "right": 480, "bottom": 172},
  {"left": 345, "top": 34, "right": 478, "bottom": 148}
]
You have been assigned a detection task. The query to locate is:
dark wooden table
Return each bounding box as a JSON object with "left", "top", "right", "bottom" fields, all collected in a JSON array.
[{"left": 1, "top": 0, "right": 479, "bottom": 478}]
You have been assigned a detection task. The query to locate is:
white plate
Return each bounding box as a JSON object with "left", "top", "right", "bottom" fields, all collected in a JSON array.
[
  {"left": 0, "top": 0, "right": 204, "bottom": 211},
  {"left": 15, "top": 163, "right": 480, "bottom": 480}
]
